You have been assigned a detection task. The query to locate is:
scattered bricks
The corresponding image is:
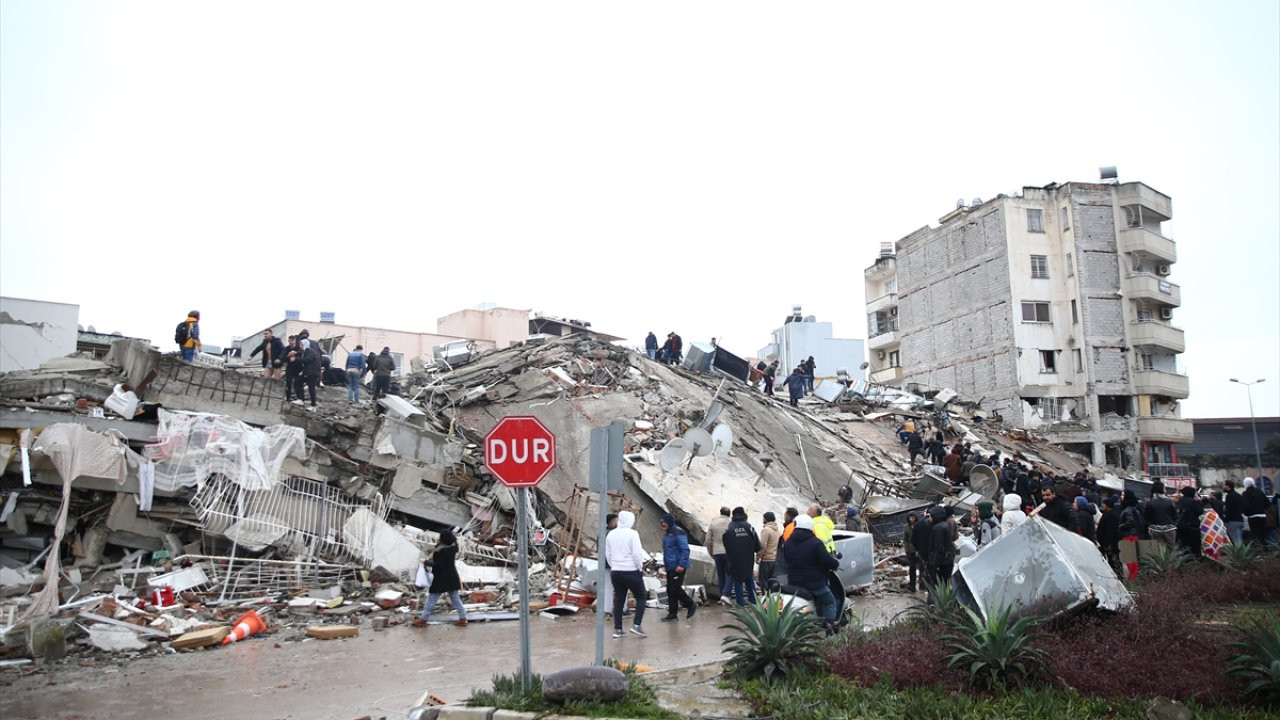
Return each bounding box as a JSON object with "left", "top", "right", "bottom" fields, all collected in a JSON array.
[
  {"left": 171, "top": 626, "right": 230, "bottom": 650},
  {"left": 305, "top": 624, "right": 359, "bottom": 640}
]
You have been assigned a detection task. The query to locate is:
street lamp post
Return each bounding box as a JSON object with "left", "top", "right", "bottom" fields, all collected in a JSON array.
[{"left": 1229, "top": 378, "right": 1266, "bottom": 482}]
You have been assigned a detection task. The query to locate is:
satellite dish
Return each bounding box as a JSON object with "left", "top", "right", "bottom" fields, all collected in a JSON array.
[
  {"left": 971, "top": 197, "right": 982, "bottom": 206},
  {"left": 859, "top": 361, "right": 870, "bottom": 370},
  {"left": 711, "top": 424, "right": 734, "bottom": 457},
  {"left": 968, "top": 464, "right": 998, "bottom": 499},
  {"left": 659, "top": 438, "right": 690, "bottom": 472},
  {"left": 955, "top": 198, "right": 965, "bottom": 209},
  {"left": 684, "top": 428, "right": 713, "bottom": 457}
]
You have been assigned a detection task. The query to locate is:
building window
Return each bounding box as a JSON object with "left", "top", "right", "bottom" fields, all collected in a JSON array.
[
  {"left": 1027, "top": 208, "right": 1045, "bottom": 233},
  {"left": 1066, "top": 252, "right": 1074, "bottom": 277},
  {"left": 888, "top": 350, "right": 900, "bottom": 368},
  {"left": 1060, "top": 206, "right": 1070, "bottom": 231},
  {"left": 1071, "top": 299, "right": 1079, "bottom": 324},
  {"left": 1073, "top": 348, "right": 1083, "bottom": 372},
  {"left": 1040, "top": 350, "right": 1057, "bottom": 373},
  {"left": 1030, "top": 254, "right": 1049, "bottom": 279},
  {"left": 1021, "top": 301, "right": 1051, "bottom": 323},
  {"left": 1138, "top": 353, "right": 1155, "bottom": 371}
]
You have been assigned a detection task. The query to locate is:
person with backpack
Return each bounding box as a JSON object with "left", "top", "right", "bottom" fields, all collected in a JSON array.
[
  {"left": 176, "top": 311, "right": 201, "bottom": 361},
  {"left": 298, "top": 339, "right": 322, "bottom": 408},
  {"left": 973, "top": 501, "right": 1002, "bottom": 549},
  {"left": 370, "top": 347, "right": 397, "bottom": 402}
]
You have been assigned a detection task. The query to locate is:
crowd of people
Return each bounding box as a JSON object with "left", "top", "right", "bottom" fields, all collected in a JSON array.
[{"left": 176, "top": 311, "right": 399, "bottom": 410}]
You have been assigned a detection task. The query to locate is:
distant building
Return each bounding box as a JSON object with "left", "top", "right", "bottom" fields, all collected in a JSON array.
[
  {"left": 1178, "top": 417, "right": 1279, "bottom": 484},
  {"left": 865, "top": 181, "right": 1190, "bottom": 471},
  {"left": 756, "top": 306, "right": 866, "bottom": 385}
]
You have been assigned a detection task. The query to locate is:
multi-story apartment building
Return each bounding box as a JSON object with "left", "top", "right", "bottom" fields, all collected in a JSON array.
[{"left": 864, "top": 181, "right": 1192, "bottom": 471}]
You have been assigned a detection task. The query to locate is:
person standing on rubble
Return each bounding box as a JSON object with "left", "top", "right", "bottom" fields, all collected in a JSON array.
[
  {"left": 907, "top": 430, "right": 925, "bottom": 465},
  {"left": 345, "top": 345, "right": 367, "bottom": 404},
  {"left": 911, "top": 509, "right": 933, "bottom": 591},
  {"left": 722, "top": 507, "right": 761, "bottom": 606},
  {"left": 298, "top": 338, "right": 322, "bottom": 408},
  {"left": 707, "top": 507, "right": 732, "bottom": 604},
  {"left": 803, "top": 356, "right": 816, "bottom": 395},
  {"left": 248, "top": 329, "right": 285, "bottom": 378},
  {"left": 757, "top": 511, "right": 780, "bottom": 591},
  {"left": 371, "top": 347, "right": 396, "bottom": 402},
  {"left": 782, "top": 365, "right": 806, "bottom": 407},
  {"left": 412, "top": 528, "right": 468, "bottom": 628},
  {"left": 763, "top": 360, "right": 779, "bottom": 397},
  {"left": 659, "top": 514, "right": 696, "bottom": 622},
  {"left": 178, "top": 310, "right": 201, "bottom": 361},
  {"left": 283, "top": 335, "right": 302, "bottom": 402},
  {"left": 902, "top": 512, "right": 924, "bottom": 593},
  {"left": 605, "top": 510, "right": 649, "bottom": 638},
  {"left": 927, "top": 506, "right": 956, "bottom": 599},
  {"left": 644, "top": 332, "right": 659, "bottom": 360}
]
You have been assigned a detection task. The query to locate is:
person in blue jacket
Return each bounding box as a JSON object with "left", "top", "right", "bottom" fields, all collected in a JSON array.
[
  {"left": 781, "top": 514, "right": 839, "bottom": 629},
  {"left": 659, "top": 513, "right": 696, "bottom": 621}
]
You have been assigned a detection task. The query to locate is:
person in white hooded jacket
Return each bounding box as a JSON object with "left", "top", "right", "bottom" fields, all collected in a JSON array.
[
  {"left": 604, "top": 511, "right": 650, "bottom": 638},
  {"left": 1001, "top": 493, "right": 1028, "bottom": 534}
]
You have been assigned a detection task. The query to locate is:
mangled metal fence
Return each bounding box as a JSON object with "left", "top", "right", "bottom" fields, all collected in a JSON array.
[{"left": 191, "top": 474, "right": 390, "bottom": 566}]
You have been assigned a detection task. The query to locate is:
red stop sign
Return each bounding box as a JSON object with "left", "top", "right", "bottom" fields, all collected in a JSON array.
[{"left": 485, "top": 416, "right": 557, "bottom": 488}]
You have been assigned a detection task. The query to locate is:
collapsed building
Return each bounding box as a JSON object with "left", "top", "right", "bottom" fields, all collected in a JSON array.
[{"left": 0, "top": 333, "right": 1105, "bottom": 661}]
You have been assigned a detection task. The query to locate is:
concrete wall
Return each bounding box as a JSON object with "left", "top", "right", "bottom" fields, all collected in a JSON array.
[
  {"left": 767, "top": 318, "right": 865, "bottom": 382},
  {"left": 437, "top": 306, "right": 531, "bottom": 349},
  {"left": 0, "top": 297, "right": 80, "bottom": 373}
]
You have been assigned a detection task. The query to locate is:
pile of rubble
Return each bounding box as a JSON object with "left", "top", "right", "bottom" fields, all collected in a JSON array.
[{"left": 0, "top": 334, "right": 1109, "bottom": 665}]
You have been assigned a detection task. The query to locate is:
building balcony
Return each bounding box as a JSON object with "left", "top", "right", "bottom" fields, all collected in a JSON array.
[
  {"left": 868, "top": 330, "right": 899, "bottom": 351},
  {"left": 1137, "top": 416, "right": 1194, "bottom": 443},
  {"left": 1123, "top": 273, "right": 1180, "bottom": 306},
  {"left": 1133, "top": 369, "right": 1190, "bottom": 399},
  {"left": 1116, "top": 183, "right": 1172, "bottom": 221},
  {"left": 1118, "top": 226, "right": 1177, "bottom": 264},
  {"left": 866, "top": 292, "right": 898, "bottom": 314},
  {"left": 870, "top": 366, "right": 903, "bottom": 384},
  {"left": 864, "top": 255, "right": 896, "bottom": 279},
  {"left": 1128, "top": 320, "right": 1185, "bottom": 353}
]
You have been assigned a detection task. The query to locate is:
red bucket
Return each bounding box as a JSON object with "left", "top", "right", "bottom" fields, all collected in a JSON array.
[{"left": 151, "top": 586, "right": 176, "bottom": 606}]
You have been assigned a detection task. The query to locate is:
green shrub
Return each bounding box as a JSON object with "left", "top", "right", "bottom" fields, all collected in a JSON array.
[
  {"left": 907, "top": 578, "right": 965, "bottom": 627},
  {"left": 1221, "top": 541, "right": 1262, "bottom": 570},
  {"left": 720, "top": 595, "right": 825, "bottom": 682},
  {"left": 466, "top": 666, "right": 678, "bottom": 719},
  {"left": 941, "top": 606, "right": 1048, "bottom": 690},
  {"left": 1227, "top": 614, "right": 1280, "bottom": 705},
  {"left": 1139, "top": 544, "right": 1189, "bottom": 578}
]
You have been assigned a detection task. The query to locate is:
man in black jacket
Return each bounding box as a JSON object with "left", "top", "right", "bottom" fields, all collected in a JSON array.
[
  {"left": 248, "top": 330, "right": 285, "bottom": 378},
  {"left": 781, "top": 514, "right": 839, "bottom": 628},
  {"left": 1242, "top": 477, "right": 1270, "bottom": 544},
  {"left": 722, "top": 507, "right": 761, "bottom": 606},
  {"left": 1144, "top": 483, "right": 1178, "bottom": 548},
  {"left": 283, "top": 336, "right": 302, "bottom": 402},
  {"left": 1037, "top": 485, "right": 1074, "bottom": 531},
  {"left": 911, "top": 510, "right": 933, "bottom": 591},
  {"left": 1097, "top": 496, "right": 1121, "bottom": 575},
  {"left": 1222, "top": 480, "right": 1246, "bottom": 545},
  {"left": 1174, "top": 487, "right": 1203, "bottom": 556},
  {"left": 927, "top": 506, "right": 955, "bottom": 599}
]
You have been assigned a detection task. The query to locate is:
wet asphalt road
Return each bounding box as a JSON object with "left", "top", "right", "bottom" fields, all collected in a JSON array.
[{"left": 0, "top": 592, "right": 914, "bottom": 720}]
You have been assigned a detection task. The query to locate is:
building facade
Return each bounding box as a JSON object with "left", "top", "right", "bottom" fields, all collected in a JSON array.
[
  {"left": 864, "top": 181, "right": 1191, "bottom": 470},
  {"left": 757, "top": 306, "right": 866, "bottom": 385}
]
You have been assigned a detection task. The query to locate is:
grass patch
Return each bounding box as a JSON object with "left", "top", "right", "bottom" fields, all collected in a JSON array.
[
  {"left": 739, "top": 671, "right": 1280, "bottom": 720},
  {"left": 466, "top": 663, "right": 680, "bottom": 719}
]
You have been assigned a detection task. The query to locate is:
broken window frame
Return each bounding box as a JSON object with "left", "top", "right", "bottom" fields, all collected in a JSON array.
[{"left": 1039, "top": 349, "right": 1057, "bottom": 373}]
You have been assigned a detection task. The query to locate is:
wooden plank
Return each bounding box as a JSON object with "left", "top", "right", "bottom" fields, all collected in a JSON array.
[
  {"left": 306, "top": 625, "right": 358, "bottom": 640},
  {"left": 171, "top": 626, "right": 230, "bottom": 649}
]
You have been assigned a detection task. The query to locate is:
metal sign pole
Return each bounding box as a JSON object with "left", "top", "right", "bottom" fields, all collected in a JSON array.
[
  {"left": 517, "top": 487, "right": 532, "bottom": 691},
  {"left": 590, "top": 427, "right": 608, "bottom": 665}
]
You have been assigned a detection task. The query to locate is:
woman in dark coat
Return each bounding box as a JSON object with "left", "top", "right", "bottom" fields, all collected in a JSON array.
[{"left": 413, "top": 529, "right": 468, "bottom": 627}]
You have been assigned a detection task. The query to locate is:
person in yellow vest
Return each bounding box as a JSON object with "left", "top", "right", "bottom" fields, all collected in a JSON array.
[{"left": 808, "top": 504, "right": 836, "bottom": 553}]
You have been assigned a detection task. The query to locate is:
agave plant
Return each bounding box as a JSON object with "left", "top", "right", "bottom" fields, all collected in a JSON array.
[
  {"left": 1139, "top": 544, "right": 1188, "bottom": 578},
  {"left": 1220, "top": 540, "right": 1261, "bottom": 570},
  {"left": 941, "top": 606, "right": 1048, "bottom": 690},
  {"left": 1227, "top": 614, "right": 1280, "bottom": 705},
  {"left": 720, "top": 596, "right": 824, "bottom": 682},
  {"left": 907, "top": 579, "right": 965, "bottom": 627}
]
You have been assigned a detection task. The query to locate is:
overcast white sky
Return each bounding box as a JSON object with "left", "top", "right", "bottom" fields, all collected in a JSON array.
[{"left": 2, "top": 1, "right": 1277, "bottom": 418}]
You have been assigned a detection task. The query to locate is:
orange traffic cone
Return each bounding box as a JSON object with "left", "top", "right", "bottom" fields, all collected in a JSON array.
[{"left": 221, "top": 609, "right": 267, "bottom": 645}]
